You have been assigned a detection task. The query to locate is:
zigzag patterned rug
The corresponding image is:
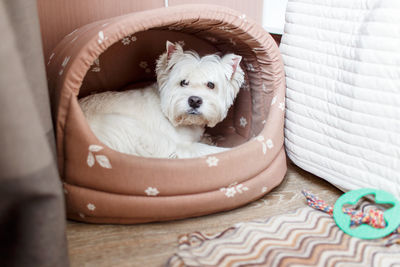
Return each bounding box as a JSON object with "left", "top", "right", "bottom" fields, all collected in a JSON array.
[{"left": 167, "top": 207, "right": 400, "bottom": 267}]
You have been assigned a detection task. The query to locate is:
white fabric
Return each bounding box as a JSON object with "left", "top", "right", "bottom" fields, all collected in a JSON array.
[{"left": 280, "top": 0, "right": 400, "bottom": 198}]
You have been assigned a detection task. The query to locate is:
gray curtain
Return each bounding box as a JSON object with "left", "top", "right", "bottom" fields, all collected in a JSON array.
[{"left": 0, "top": 1, "right": 69, "bottom": 266}]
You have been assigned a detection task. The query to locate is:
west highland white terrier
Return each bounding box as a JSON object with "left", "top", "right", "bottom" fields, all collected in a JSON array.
[{"left": 79, "top": 41, "right": 244, "bottom": 158}]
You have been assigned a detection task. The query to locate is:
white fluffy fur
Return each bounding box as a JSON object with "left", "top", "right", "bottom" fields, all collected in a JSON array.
[{"left": 79, "top": 41, "right": 244, "bottom": 158}]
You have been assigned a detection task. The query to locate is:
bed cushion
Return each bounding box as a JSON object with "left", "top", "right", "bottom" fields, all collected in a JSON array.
[{"left": 46, "top": 4, "right": 288, "bottom": 223}]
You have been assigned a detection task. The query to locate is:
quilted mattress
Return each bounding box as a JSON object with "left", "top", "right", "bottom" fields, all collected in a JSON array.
[{"left": 280, "top": 0, "right": 400, "bottom": 198}]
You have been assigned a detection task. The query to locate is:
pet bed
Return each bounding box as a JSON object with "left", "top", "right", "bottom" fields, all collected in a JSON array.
[
  {"left": 47, "top": 4, "right": 287, "bottom": 224},
  {"left": 281, "top": 0, "right": 400, "bottom": 198}
]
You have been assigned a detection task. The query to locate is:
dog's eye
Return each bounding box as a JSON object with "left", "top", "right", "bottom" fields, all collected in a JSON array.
[
  {"left": 180, "top": 80, "right": 189, "bottom": 87},
  {"left": 207, "top": 82, "right": 215, "bottom": 89}
]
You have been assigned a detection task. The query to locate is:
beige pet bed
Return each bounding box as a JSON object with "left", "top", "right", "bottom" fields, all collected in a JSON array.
[{"left": 47, "top": 4, "right": 287, "bottom": 224}]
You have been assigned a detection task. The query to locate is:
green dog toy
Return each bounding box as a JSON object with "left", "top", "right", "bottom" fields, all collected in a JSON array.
[{"left": 333, "top": 188, "right": 400, "bottom": 239}]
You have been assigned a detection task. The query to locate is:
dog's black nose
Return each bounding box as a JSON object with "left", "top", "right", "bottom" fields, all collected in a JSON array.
[{"left": 188, "top": 96, "right": 203, "bottom": 109}]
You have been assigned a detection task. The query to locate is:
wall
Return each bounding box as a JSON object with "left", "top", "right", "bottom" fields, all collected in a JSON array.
[
  {"left": 37, "top": 0, "right": 263, "bottom": 59},
  {"left": 262, "top": 0, "right": 288, "bottom": 34}
]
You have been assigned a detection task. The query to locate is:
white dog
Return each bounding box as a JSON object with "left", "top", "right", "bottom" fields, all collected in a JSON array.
[{"left": 79, "top": 41, "right": 244, "bottom": 158}]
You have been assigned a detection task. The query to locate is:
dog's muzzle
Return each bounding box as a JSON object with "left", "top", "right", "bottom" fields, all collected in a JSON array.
[{"left": 187, "top": 109, "right": 201, "bottom": 115}]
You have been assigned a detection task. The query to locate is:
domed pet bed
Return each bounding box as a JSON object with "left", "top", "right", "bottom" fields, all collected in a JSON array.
[{"left": 47, "top": 4, "right": 287, "bottom": 224}]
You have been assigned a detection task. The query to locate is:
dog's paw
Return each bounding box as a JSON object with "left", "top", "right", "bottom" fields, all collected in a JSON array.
[{"left": 200, "top": 133, "right": 216, "bottom": 146}]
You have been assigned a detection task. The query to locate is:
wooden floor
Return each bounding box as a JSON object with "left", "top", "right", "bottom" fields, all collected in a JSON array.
[{"left": 66, "top": 161, "right": 342, "bottom": 267}]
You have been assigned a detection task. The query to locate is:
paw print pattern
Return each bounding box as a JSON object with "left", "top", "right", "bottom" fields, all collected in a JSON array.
[
  {"left": 121, "top": 37, "right": 131, "bottom": 45},
  {"left": 241, "top": 83, "right": 250, "bottom": 91},
  {"left": 239, "top": 14, "right": 248, "bottom": 22},
  {"left": 246, "top": 63, "right": 255, "bottom": 72},
  {"left": 139, "top": 61, "right": 148, "bottom": 68},
  {"left": 145, "top": 187, "right": 160, "bottom": 196},
  {"left": 239, "top": 117, "right": 248, "bottom": 128},
  {"left": 121, "top": 35, "right": 137, "bottom": 45},
  {"left": 262, "top": 186, "right": 268, "bottom": 193},
  {"left": 139, "top": 61, "right": 151, "bottom": 74},
  {"left": 177, "top": 40, "right": 185, "bottom": 47},
  {"left": 87, "top": 203, "right": 96, "bottom": 211},
  {"left": 206, "top": 156, "right": 219, "bottom": 167}
]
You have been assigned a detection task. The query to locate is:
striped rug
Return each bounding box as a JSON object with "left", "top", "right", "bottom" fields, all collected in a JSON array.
[{"left": 167, "top": 207, "right": 400, "bottom": 267}]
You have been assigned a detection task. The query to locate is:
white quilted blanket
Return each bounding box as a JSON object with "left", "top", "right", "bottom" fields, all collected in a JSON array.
[{"left": 280, "top": 0, "right": 400, "bottom": 198}]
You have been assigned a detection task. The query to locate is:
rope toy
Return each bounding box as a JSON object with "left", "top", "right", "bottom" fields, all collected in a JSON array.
[{"left": 302, "top": 190, "right": 400, "bottom": 246}]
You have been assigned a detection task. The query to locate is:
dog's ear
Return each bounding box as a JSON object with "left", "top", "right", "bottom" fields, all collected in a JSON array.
[
  {"left": 166, "top": 41, "right": 183, "bottom": 59},
  {"left": 221, "top": 54, "right": 245, "bottom": 97},
  {"left": 231, "top": 55, "right": 242, "bottom": 77},
  {"left": 156, "top": 41, "right": 184, "bottom": 89},
  {"left": 222, "top": 54, "right": 242, "bottom": 80}
]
